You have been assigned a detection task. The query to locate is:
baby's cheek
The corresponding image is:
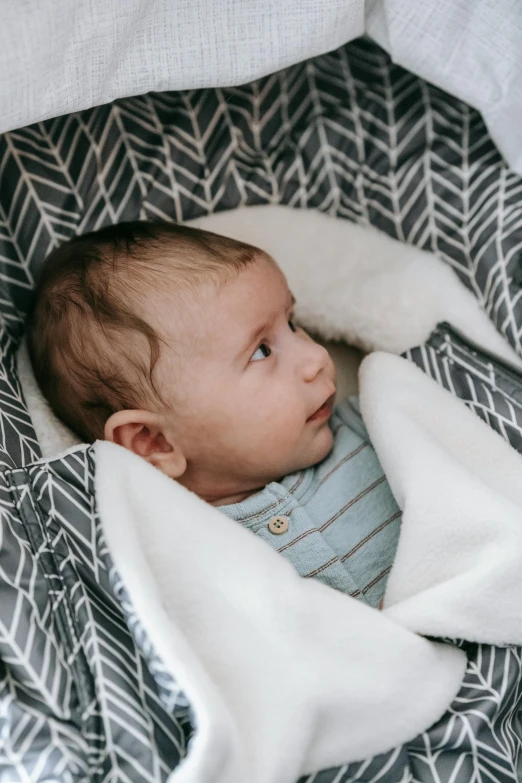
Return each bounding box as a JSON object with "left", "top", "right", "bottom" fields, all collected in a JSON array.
[
  {"left": 255, "top": 402, "right": 304, "bottom": 450},
  {"left": 259, "top": 389, "right": 297, "bottom": 423}
]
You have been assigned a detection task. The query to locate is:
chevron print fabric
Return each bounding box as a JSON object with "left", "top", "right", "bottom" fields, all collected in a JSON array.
[
  {"left": 406, "top": 323, "right": 522, "bottom": 452},
  {"left": 1, "top": 37, "right": 522, "bottom": 782},
  {"left": 1, "top": 450, "right": 189, "bottom": 781}
]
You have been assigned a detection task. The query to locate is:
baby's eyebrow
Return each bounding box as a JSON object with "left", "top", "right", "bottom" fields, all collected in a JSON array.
[
  {"left": 239, "top": 291, "right": 296, "bottom": 359},
  {"left": 244, "top": 320, "right": 269, "bottom": 351}
]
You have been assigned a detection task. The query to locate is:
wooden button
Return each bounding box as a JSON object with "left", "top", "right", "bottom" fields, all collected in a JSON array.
[{"left": 268, "top": 515, "right": 289, "bottom": 535}]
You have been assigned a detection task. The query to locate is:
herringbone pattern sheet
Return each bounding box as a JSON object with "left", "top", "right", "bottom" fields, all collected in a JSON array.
[
  {"left": 406, "top": 323, "right": 522, "bottom": 451},
  {"left": 1, "top": 450, "right": 188, "bottom": 781}
]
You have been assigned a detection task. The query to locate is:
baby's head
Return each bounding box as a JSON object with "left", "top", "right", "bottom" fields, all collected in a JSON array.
[{"left": 27, "top": 221, "right": 336, "bottom": 504}]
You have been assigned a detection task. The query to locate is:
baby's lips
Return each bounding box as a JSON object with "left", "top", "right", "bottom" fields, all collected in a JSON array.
[{"left": 307, "top": 392, "right": 335, "bottom": 422}]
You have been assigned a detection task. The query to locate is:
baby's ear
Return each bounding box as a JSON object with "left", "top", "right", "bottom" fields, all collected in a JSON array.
[{"left": 104, "top": 410, "right": 187, "bottom": 479}]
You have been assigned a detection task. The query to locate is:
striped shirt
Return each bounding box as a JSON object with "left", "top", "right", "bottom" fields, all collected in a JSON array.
[{"left": 219, "top": 398, "right": 402, "bottom": 607}]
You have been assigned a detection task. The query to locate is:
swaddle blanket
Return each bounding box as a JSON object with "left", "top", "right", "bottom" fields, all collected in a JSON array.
[{"left": 94, "top": 346, "right": 522, "bottom": 783}]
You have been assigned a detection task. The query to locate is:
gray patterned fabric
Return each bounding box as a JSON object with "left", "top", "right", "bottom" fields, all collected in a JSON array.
[
  {"left": 2, "top": 38, "right": 522, "bottom": 782},
  {"left": 406, "top": 322, "right": 522, "bottom": 451}
]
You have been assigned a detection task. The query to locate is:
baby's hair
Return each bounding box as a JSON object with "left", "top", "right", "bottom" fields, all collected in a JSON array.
[{"left": 26, "top": 220, "right": 259, "bottom": 442}]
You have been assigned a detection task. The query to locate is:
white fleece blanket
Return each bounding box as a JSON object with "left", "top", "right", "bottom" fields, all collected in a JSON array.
[
  {"left": 362, "top": 354, "right": 522, "bottom": 643},
  {"left": 95, "top": 349, "right": 522, "bottom": 783},
  {"left": 95, "top": 430, "right": 466, "bottom": 783}
]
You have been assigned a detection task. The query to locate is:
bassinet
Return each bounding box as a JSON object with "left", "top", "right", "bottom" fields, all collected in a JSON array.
[{"left": 2, "top": 5, "right": 522, "bottom": 782}]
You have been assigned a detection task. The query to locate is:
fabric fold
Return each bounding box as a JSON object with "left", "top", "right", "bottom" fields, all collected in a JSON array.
[{"left": 360, "top": 352, "right": 522, "bottom": 645}]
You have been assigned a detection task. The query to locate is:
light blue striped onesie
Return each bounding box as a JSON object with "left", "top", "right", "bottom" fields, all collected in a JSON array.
[{"left": 220, "top": 398, "right": 402, "bottom": 607}]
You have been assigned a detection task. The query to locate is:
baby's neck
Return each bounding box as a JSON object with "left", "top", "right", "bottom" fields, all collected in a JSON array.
[
  {"left": 208, "top": 487, "right": 262, "bottom": 507},
  {"left": 178, "top": 467, "right": 281, "bottom": 507}
]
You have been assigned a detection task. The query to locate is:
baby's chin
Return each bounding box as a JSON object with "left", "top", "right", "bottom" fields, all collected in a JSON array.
[{"left": 292, "top": 423, "right": 334, "bottom": 473}]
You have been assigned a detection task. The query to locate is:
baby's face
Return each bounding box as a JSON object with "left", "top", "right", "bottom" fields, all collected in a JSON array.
[{"left": 152, "top": 255, "right": 337, "bottom": 503}]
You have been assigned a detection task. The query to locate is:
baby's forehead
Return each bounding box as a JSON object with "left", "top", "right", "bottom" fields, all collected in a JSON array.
[
  {"left": 198, "top": 255, "right": 290, "bottom": 320},
  {"left": 151, "top": 254, "right": 290, "bottom": 347},
  {"left": 153, "top": 251, "right": 284, "bottom": 304}
]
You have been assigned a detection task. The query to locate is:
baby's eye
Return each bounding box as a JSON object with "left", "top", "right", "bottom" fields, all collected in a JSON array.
[
  {"left": 250, "top": 343, "right": 271, "bottom": 362},
  {"left": 288, "top": 319, "right": 297, "bottom": 332}
]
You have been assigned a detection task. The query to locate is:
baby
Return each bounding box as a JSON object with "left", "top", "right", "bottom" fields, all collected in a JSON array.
[{"left": 27, "top": 220, "right": 401, "bottom": 607}]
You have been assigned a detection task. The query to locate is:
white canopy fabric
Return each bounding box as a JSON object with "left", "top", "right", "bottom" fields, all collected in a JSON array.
[{"left": 0, "top": 0, "right": 364, "bottom": 134}]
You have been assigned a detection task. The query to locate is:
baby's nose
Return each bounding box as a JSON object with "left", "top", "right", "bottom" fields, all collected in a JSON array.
[{"left": 301, "top": 339, "right": 330, "bottom": 382}]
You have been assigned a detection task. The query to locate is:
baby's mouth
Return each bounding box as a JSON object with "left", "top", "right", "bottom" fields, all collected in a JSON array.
[{"left": 307, "top": 393, "right": 336, "bottom": 423}]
